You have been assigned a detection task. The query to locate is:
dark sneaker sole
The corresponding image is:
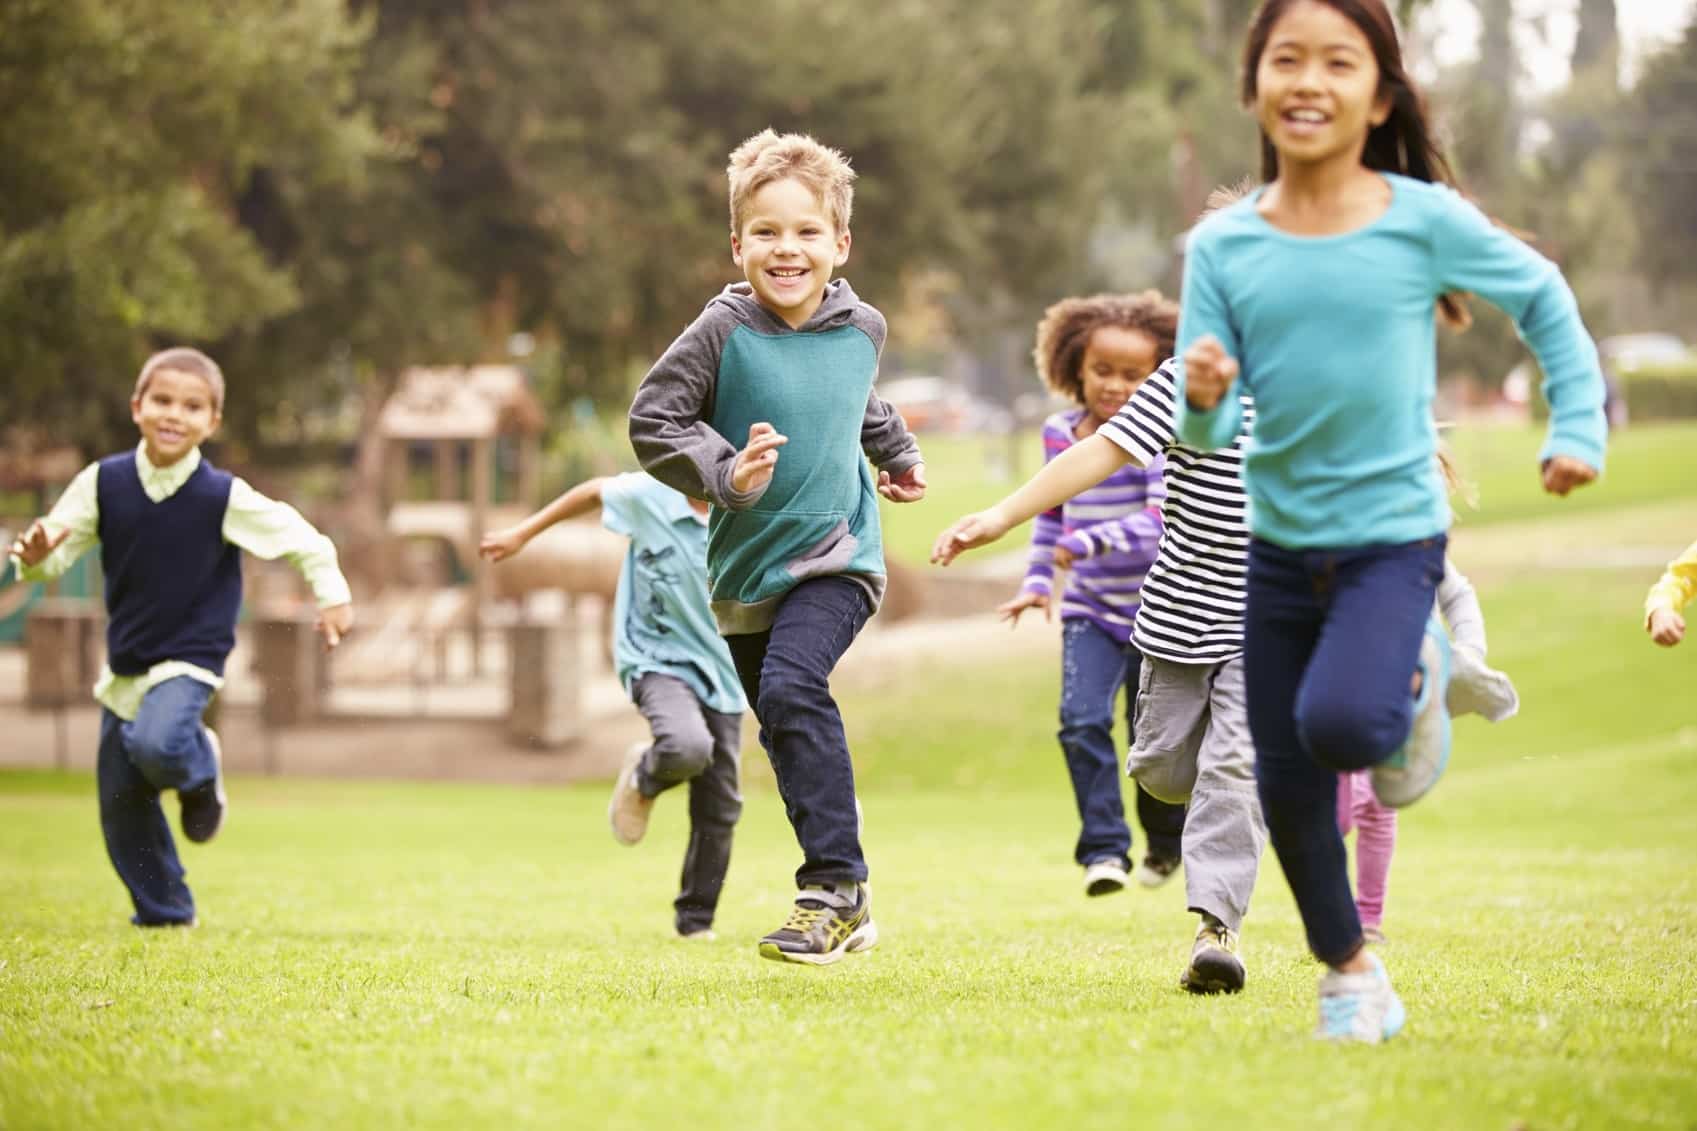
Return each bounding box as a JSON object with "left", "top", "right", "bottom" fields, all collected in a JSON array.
[
  {"left": 757, "top": 919, "right": 879, "bottom": 966},
  {"left": 1181, "top": 952, "right": 1246, "bottom": 995},
  {"left": 1085, "top": 875, "right": 1127, "bottom": 897},
  {"left": 181, "top": 728, "right": 226, "bottom": 844}
]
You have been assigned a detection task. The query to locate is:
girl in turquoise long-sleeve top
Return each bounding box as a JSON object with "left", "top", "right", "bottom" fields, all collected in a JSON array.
[{"left": 1172, "top": 0, "right": 1606, "bottom": 1045}]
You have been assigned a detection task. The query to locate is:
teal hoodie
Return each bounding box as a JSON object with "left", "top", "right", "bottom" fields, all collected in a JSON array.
[{"left": 629, "top": 279, "right": 921, "bottom": 634}]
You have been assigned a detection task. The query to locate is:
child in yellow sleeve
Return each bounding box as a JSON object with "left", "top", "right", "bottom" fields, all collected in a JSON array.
[{"left": 1645, "top": 540, "right": 1697, "bottom": 648}]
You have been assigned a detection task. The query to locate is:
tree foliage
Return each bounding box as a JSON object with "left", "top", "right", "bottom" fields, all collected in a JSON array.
[{"left": 1, "top": 0, "right": 1680, "bottom": 456}]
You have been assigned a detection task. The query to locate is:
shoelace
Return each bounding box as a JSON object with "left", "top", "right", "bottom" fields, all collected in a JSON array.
[{"left": 779, "top": 903, "right": 829, "bottom": 934}]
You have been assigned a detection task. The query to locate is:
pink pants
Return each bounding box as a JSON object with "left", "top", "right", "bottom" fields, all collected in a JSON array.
[{"left": 1336, "top": 770, "right": 1397, "bottom": 931}]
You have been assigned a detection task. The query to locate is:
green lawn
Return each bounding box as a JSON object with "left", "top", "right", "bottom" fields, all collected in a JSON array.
[
  {"left": 4, "top": 453, "right": 1696, "bottom": 1129},
  {"left": 879, "top": 420, "right": 1697, "bottom": 565}
]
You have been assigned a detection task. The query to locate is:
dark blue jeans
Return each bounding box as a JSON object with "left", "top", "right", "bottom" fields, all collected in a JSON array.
[
  {"left": 96, "top": 676, "right": 219, "bottom": 926},
  {"left": 1059, "top": 619, "right": 1185, "bottom": 868},
  {"left": 1245, "top": 535, "right": 1446, "bottom": 964},
  {"left": 724, "top": 576, "right": 872, "bottom": 888}
]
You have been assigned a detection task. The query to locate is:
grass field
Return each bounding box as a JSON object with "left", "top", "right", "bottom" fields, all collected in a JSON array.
[{"left": 3, "top": 424, "right": 1696, "bottom": 1130}]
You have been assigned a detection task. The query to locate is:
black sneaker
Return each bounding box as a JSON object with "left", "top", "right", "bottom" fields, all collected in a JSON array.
[
  {"left": 1134, "top": 852, "right": 1181, "bottom": 889},
  {"left": 1181, "top": 918, "right": 1246, "bottom": 995},
  {"left": 758, "top": 883, "right": 878, "bottom": 966},
  {"left": 179, "top": 728, "right": 226, "bottom": 844}
]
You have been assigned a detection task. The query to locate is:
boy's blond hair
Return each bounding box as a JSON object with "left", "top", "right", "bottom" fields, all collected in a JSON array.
[
  {"left": 134, "top": 347, "right": 226, "bottom": 414},
  {"left": 727, "top": 129, "right": 855, "bottom": 236}
]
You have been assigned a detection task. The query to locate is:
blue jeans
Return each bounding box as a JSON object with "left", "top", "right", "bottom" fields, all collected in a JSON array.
[
  {"left": 1059, "top": 619, "right": 1185, "bottom": 869},
  {"left": 96, "top": 676, "right": 219, "bottom": 926},
  {"left": 724, "top": 576, "right": 872, "bottom": 888},
  {"left": 1245, "top": 536, "right": 1446, "bottom": 964}
]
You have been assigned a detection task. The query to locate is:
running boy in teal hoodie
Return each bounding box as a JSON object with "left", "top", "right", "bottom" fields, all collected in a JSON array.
[{"left": 630, "top": 129, "right": 926, "bottom": 965}]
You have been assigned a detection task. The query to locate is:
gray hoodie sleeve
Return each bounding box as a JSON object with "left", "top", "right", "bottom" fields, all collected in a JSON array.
[
  {"left": 628, "top": 306, "right": 767, "bottom": 510},
  {"left": 1437, "top": 557, "right": 1488, "bottom": 655},
  {"left": 850, "top": 305, "right": 923, "bottom": 475}
]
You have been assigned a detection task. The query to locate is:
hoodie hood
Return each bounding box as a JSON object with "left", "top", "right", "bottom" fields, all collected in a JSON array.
[{"left": 709, "top": 278, "right": 862, "bottom": 335}]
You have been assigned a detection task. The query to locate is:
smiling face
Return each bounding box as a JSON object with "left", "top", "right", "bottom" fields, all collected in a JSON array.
[
  {"left": 730, "top": 176, "right": 851, "bottom": 328},
  {"left": 1254, "top": 0, "right": 1390, "bottom": 175},
  {"left": 1077, "top": 326, "right": 1160, "bottom": 424},
  {"left": 131, "top": 367, "right": 221, "bottom": 466}
]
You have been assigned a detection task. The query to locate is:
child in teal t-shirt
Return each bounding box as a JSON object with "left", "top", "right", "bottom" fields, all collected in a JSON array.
[{"left": 483, "top": 472, "right": 746, "bottom": 939}]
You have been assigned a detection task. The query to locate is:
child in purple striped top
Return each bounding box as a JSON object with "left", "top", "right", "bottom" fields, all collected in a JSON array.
[{"left": 998, "top": 292, "right": 1185, "bottom": 896}]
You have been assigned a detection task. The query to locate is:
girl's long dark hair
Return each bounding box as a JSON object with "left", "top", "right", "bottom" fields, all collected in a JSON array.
[{"left": 1241, "top": 0, "right": 1470, "bottom": 327}]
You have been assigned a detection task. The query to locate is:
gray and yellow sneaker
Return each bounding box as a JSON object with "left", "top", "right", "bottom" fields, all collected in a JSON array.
[
  {"left": 1181, "top": 917, "right": 1246, "bottom": 995},
  {"left": 758, "top": 883, "right": 878, "bottom": 966}
]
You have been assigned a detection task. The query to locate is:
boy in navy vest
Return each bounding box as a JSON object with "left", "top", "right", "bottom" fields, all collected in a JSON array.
[
  {"left": 10, "top": 348, "right": 354, "bottom": 927},
  {"left": 630, "top": 130, "right": 926, "bottom": 965}
]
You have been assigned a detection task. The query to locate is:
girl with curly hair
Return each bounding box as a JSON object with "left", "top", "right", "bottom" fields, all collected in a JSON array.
[{"left": 997, "top": 291, "right": 1186, "bottom": 898}]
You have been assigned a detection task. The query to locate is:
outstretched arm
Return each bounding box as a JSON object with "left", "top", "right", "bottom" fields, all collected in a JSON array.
[
  {"left": 9, "top": 463, "right": 100, "bottom": 582},
  {"left": 480, "top": 478, "right": 609, "bottom": 563},
  {"left": 1645, "top": 539, "right": 1697, "bottom": 648},
  {"left": 932, "top": 433, "right": 1132, "bottom": 565}
]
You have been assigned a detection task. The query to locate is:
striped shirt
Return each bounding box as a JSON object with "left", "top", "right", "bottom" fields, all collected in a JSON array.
[
  {"left": 1098, "top": 361, "right": 1252, "bottom": 664},
  {"left": 1020, "top": 409, "right": 1166, "bottom": 646}
]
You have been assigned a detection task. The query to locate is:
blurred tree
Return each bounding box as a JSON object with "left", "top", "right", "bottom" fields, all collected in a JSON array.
[
  {"left": 0, "top": 0, "right": 372, "bottom": 448},
  {"left": 1622, "top": 13, "right": 1697, "bottom": 293}
]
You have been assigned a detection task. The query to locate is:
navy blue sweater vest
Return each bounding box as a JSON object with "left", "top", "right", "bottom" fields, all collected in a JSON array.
[{"left": 96, "top": 453, "right": 243, "bottom": 677}]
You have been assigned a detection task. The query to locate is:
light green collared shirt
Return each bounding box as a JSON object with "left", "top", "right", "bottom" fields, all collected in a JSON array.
[{"left": 9, "top": 444, "right": 352, "bottom": 720}]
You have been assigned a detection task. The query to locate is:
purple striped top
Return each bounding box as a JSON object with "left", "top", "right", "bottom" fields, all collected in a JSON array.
[{"left": 1021, "top": 409, "right": 1166, "bottom": 645}]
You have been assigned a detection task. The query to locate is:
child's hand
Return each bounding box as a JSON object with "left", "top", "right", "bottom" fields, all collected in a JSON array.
[
  {"left": 878, "top": 463, "right": 927, "bottom": 503},
  {"left": 1181, "top": 335, "right": 1239, "bottom": 411},
  {"left": 997, "top": 589, "right": 1050, "bottom": 626},
  {"left": 1648, "top": 608, "right": 1685, "bottom": 648},
  {"left": 9, "top": 520, "right": 69, "bottom": 568},
  {"left": 479, "top": 526, "right": 529, "bottom": 563},
  {"left": 931, "top": 507, "right": 1012, "bottom": 565},
  {"left": 731, "top": 422, "right": 787, "bottom": 495},
  {"left": 317, "top": 603, "right": 355, "bottom": 651},
  {"left": 1541, "top": 455, "right": 1597, "bottom": 497},
  {"left": 1052, "top": 542, "right": 1077, "bottom": 571}
]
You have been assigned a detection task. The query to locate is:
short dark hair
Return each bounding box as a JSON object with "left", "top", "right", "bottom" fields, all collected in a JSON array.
[{"left": 134, "top": 347, "right": 226, "bottom": 412}]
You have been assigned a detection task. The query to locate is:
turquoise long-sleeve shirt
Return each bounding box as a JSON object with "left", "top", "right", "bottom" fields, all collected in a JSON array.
[{"left": 1175, "top": 174, "right": 1607, "bottom": 550}]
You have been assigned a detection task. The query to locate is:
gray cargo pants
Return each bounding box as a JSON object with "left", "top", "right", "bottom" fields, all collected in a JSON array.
[{"left": 1124, "top": 655, "right": 1267, "bottom": 932}]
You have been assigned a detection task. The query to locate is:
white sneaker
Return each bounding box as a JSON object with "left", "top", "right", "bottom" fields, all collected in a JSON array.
[
  {"left": 1316, "top": 952, "right": 1406, "bottom": 1044},
  {"left": 1372, "top": 619, "right": 1452, "bottom": 809},
  {"left": 608, "top": 741, "right": 655, "bottom": 846},
  {"left": 678, "top": 927, "right": 717, "bottom": 942},
  {"left": 1083, "top": 857, "right": 1129, "bottom": 897}
]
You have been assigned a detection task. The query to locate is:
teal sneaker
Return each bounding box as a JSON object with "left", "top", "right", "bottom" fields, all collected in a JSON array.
[
  {"left": 1316, "top": 952, "right": 1406, "bottom": 1044},
  {"left": 1372, "top": 617, "right": 1452, "bottom": 809}
]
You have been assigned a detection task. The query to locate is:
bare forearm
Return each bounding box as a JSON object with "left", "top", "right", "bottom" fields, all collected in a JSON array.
[
  {"left": 991, "top": 435, "right": 1130, "bottom": 528},
  {"left": 516, "top": 478, "right": 608, "bottom": 539}
]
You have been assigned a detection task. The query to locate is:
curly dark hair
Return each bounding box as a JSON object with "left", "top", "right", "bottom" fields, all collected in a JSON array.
[{"left": 1033, "top": 290, "right": 1179, "bottom": 403}]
